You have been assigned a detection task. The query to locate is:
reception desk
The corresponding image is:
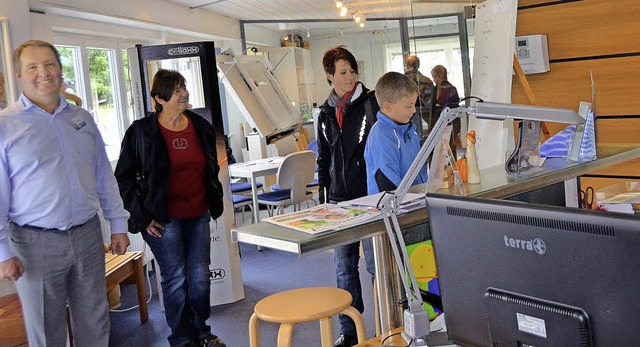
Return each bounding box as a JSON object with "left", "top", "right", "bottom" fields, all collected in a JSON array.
[{"left": 231, "top": 144, "right": 640, "bottom": 333}]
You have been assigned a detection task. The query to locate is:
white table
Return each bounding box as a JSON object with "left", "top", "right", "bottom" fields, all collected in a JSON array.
[{"left": 228, "top": 157, "right": 284, "bottom": 223}]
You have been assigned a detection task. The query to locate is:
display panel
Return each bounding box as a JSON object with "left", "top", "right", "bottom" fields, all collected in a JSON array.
[{"left": 426, "top": 193, "right": 640, "bottom": 346}]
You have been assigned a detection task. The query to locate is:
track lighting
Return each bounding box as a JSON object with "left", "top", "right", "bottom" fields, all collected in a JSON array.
[{"left": 334, "top": 0, "right": 366, "bottom": 29}]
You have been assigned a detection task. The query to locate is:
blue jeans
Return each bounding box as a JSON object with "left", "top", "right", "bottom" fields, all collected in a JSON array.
[
  {"left": 334, "top": 238, "right": 375, "bottom": 337},
  {"left": 142, "top": 213, "right": 212, "bottom": 347}
]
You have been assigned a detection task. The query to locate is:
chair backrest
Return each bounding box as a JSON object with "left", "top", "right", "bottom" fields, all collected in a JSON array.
[
  {"left": 276, "top": 150, "right": 316, "bottom": 204},
  {"left": 306, "top": 139, "right": 319, "bottom": 157},
  {"left": 306, "top": 140, "right": 319, "bottom": 171}
]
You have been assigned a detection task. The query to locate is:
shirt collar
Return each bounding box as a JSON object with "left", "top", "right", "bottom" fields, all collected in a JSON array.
[{"left": 20, "top": 93, "right": 70, "bottom": 116}]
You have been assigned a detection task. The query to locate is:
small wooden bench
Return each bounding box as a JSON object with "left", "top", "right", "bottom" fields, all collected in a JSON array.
[
  {"left": 105, "top": 251, "right": 148, "bottom": 323},
  {"left": 0, "top": 293, "right": 28, "bottom": 346}
]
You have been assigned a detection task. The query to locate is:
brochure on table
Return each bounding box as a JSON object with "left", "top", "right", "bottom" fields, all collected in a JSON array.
[
  {"left": 263, "top": 192, "right": 427, "bottom": 235},
  {"left": 264, "top": 204, "right": 381, "bottom": 234}
]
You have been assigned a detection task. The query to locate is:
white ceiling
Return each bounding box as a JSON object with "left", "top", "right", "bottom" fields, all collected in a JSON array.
[
  {"left": 164, "top": 0, "right": 478, "bottom": 38},
  {"left": 165, "top": 0, "right": 477, "bottom": 21}
]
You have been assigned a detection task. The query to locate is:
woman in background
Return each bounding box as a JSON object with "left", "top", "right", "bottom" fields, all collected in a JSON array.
[
  {"left": 115, "top": 69, "right": 225, "bottom": 347},
  {"left": 431, "top": 64, "right": 461, "bottom": 156}
]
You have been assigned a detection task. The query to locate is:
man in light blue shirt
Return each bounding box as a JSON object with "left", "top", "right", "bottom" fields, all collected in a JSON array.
[{"left": 0, "top": 40, "right": 130, "bottom": 346}]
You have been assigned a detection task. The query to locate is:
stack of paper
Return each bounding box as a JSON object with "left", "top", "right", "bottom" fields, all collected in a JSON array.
[{"left": 338, "top": 192, "right": 426, "bottom": 212}]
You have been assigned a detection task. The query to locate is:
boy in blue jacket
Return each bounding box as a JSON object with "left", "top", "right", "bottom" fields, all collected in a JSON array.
[{"left": 365, "top": 72, "right": 428, "bottom": 194}]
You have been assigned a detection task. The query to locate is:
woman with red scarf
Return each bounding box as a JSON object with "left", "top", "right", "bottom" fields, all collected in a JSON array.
[{"left": 316, "top": 46, "right": 379, "bottom": 347}]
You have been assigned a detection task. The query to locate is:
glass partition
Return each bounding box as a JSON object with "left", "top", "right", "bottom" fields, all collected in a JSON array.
[{"left": 242, "top": 15, "right": 473, "bottom": 111}]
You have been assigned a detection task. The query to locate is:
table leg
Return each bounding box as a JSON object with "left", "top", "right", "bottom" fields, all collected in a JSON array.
[
  {"left": 133, "top": 256, "right": 148, "bottom": 323},
  {"left": 372, "top": 233, "right": 403, "bottom": 333},
  {"left": 250, "top": 174, "right": 264, "bottom": 251},
  {"left": 250, "top": 175, "right": 260, "bottom": 223}
]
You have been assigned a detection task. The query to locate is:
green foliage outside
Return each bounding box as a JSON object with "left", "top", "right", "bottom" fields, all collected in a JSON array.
[
  {"left": 56, "top": 46, "right": 113, "bottom": 103},
  {"left": 56, "top": 46, "right": 76, "bottom": 85},
  {"left": 87, "top": 49, "right": 112, "bottom": 103}
]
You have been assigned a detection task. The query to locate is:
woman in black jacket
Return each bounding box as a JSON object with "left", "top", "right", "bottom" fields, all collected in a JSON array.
[
  {"left": 316, "top": 46, "right": 379, "bottom": 347},
  {"left": 115, "top": 69, "right": 225, "bottom": 347}
]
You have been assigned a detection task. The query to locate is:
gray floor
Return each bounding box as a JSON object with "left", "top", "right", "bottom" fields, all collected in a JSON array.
[{"left": 109, "top": 209, "right": 377, "bottom": 347}]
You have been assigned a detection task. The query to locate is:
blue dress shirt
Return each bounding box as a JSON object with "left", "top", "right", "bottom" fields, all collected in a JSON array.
[{"left": 0, "top": 94, "right": 129, "bottom": 262}]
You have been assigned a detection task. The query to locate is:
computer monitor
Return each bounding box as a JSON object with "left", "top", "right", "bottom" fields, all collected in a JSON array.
[{"left": 425, "top": 193, "right": 640, "bottom": 346}]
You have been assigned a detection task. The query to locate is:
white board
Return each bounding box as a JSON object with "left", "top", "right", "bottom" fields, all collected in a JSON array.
[{"left": 468, "top": 0, "right": 518, "bottom": 169}]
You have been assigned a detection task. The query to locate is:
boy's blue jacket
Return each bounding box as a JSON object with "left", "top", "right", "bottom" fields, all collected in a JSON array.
[{"left": 364, "top": 111, "right": 428, "bottom": 194}]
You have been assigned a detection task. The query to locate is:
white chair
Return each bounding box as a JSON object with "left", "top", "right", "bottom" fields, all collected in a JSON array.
[
  {"left": 257, "top": 150, "right": 316, "bottom": 216},
  {"left": 233, "top": 194, "right": 254, "bottom": 224}
]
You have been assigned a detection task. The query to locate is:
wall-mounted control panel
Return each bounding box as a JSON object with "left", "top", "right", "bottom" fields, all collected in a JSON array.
[{"left": 515, "top": 34, "right": 550, "bottom": 74}]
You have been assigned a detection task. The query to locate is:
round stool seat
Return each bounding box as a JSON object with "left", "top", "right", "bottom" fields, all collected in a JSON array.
[
  {"left": 249, "top": 286, "right": 366, "bottom": 347},
  {"left": 254, "top": 287, "right": 352, "bottom": 324}
]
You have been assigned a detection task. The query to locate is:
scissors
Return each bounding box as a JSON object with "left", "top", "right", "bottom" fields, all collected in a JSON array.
[{"left": 579, "top": 186, "right": 594, "bottom": 209}]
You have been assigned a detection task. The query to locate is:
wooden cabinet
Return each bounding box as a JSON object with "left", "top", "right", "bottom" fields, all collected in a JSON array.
[{"left": 259, "top": 47, "right": 315, "bottom": 117}]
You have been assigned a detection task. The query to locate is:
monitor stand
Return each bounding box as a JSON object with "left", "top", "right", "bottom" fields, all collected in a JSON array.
[{"left": 403, "top": 314, "right": 454, "bottom": 346}]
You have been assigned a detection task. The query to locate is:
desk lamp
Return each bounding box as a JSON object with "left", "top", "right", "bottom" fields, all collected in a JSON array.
[{"left": 376, "top": 101, "right": 584, "bottom": 344}]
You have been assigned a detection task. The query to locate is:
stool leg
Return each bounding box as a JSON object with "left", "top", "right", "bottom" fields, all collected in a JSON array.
[
  {"left": 277, "top": 323, "right": 295, "bottom": 347},
  {"left": 341, "top": 306, "right": 367, "bottom": 343},
  {"left": 249, "top": 313, "right": 260, "bottom": 347},
  {"left": 318, "top": 317, "right": 334, "bottom": 347}
]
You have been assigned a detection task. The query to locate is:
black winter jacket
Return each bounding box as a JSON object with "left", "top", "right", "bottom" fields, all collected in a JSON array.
[
  {"left": 114, "top": 110, "right": 223, "bottom": 232},
  {"left": 316, "top": 84, "right": 379, "bottom": 202}
]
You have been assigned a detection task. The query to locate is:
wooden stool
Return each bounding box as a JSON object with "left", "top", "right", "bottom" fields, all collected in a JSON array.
[{"left": 249, "top": 287, "right": 366, "bottom": 347}]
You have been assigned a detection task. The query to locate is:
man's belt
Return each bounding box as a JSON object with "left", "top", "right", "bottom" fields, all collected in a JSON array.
[{"left": 20, "top": 218, "right": 91, "bottom": 232}]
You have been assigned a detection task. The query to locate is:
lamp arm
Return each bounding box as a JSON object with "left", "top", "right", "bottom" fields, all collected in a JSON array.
[{"left": 378, "top": 105, "right": 470, "bottom": 339}]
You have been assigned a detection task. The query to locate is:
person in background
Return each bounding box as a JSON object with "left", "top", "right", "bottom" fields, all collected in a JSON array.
[
  {"left": 0, "top": 71, "right": 7, "bottom": 110},
  {"left": 0, "top": 39, "right": 130, "bottom": 346},
  {"left": 61, "top": 77, "right": 82, "bottom": 106},
  {"left": 404, "top": 55, "right": 434, "bottom": 136},
  {"left": 365, "top": 71, "right": 428, "bottom": 194},
  {"left": 115, "top": 69, "right": 225, "bottom": 347},
  {"left": 431, "top": 64, "right": 461, "bottom": 156},
  {"left": 316, "top": 46, "right": 380, "bottom": 347}
]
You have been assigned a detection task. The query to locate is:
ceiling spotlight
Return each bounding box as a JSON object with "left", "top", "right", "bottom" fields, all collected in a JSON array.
[
  {"left": 354, "top": 15, "right": 361, "bottom": 23},
  {"left": 336, "top": 1, "right": 342, "bottom": 8},
  {"left": 359, "top": 22, "right": 365, "bottom": 28},
  {"left": 340, "top": 7, "right": 348, "bottom": 16}
]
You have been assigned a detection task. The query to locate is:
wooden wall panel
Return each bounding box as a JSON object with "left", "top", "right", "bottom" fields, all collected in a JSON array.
[
  {"left": 512, "top": 56, "right": 640, "bottom": 116},
  {"left": 516, "top": 0, "right": 640, "bottom": 60},
  {"left": 585, "top": 158, "right": 640, "bottom": 177},
  {"left": 518, "top": 0, "right": 558, "bottom": 6},
  {"left": 512, "top": 0, "right": 640, "bottom": 182},
  {"left": 596, "top": 118, "right": 640, "bottom": 144}
]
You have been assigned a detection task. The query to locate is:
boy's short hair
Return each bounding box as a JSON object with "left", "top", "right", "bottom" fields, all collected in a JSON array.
[{"left": 375, "top": 71, "right": 419, "bottom": 108}]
